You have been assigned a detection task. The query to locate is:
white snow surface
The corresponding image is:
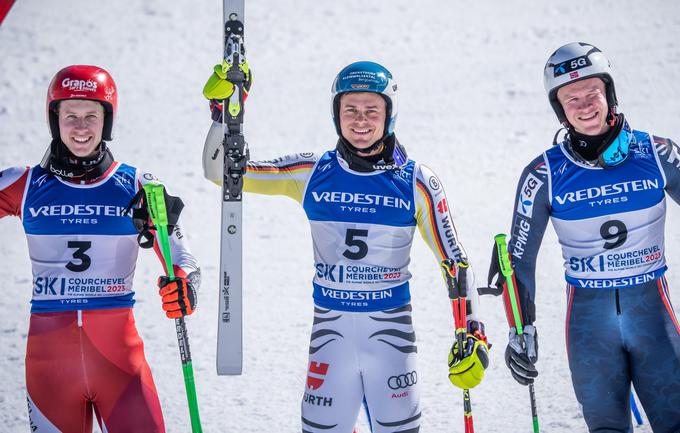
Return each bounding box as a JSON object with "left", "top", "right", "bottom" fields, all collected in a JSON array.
[{"left": 1, "top": 1, "right": 680, "bottom": 432}]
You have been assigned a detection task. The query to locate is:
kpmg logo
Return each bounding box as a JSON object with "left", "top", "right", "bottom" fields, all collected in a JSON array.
[
  {"left": 555, "top": 179, "right": 659, "bottom": 205},
  {"left": 28, "top": 204, "right": 131, "bottom": 218},
  {"left": 388, "top": 371, "right": 417, "bottom": 390},
  {"left": 517, "top": 173, "right": 543, "bottom": 218},
  {"left": 311, "top": 191, "right": 411, "bottom": 210}
]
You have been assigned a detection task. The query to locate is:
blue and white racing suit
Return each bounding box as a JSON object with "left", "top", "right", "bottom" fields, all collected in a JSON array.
[
  {"left": 204, "top": 123, "right": 478, "bottom": 433},
  {"left": 508, "top": 121, "right": 680, "bottom": 432}
]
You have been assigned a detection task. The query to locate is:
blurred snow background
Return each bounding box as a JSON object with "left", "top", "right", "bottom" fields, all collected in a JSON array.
[{"left": 1, "top": 1, "right": 679, "bottom": 431}]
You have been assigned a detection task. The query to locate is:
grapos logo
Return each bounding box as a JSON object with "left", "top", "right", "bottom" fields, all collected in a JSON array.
[{"left": 61, "top": 78, "right": 98, "bottom": 92}]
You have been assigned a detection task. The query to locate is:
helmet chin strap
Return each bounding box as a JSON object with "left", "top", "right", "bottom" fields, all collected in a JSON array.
[
  {"left": 561, "top": 111, "right": 626, "bottom": 167},
  {"left": 43, "top": 139, "right": 114, "bottom": 181},
  {"left": 336, "top": 133, "right": 404, "bottom": 172},
  {"left": 351, "top": 137, "right": 386, "bottom": 155},
  {"left": 606, "top": 107, "right": 617, "bottom": 127}
]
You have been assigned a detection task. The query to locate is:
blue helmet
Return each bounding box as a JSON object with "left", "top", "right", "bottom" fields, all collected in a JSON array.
[{"left": 331, "top": 61, "right": 398, "bottom": 139}]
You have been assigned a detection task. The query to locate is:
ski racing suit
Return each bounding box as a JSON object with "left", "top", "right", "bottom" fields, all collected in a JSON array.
[
  {"left": 507, "top": 121, "right": 680, "bottom": 432},
  {"left": 203, "top": 124, "right": 478, "bottom": 433},
  {"left": 0, "top": 161, "right": 199, "bottom": 433}
]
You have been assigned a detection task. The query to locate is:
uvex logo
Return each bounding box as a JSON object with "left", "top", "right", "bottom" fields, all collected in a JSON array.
[{"left": 307, "top": 362, "right": 329, "bottom": 390}]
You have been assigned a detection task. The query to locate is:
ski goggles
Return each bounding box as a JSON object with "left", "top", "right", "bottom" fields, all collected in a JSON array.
[{"left": 598, "top": 126, "right": 633, "bottom": 168}]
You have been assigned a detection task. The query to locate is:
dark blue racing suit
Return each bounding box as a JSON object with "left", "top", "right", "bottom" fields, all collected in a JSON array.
[{"left": 508, "top": 121, "right": 680, "bottom": 432}]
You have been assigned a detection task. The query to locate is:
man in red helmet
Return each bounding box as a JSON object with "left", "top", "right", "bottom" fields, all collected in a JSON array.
[{"left": 0, "top": 65, "right": 200, "bottom": 432}]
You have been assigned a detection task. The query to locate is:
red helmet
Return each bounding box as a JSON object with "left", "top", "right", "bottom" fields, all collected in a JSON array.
[{"left": 46, "top": 65, "right": 118, "bottom": 141}]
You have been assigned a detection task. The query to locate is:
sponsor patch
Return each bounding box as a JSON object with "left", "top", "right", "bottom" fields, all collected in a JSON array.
[
  {"left": 553, "top": 55, "right": 592, "bottom": 78},
  {"left": 436, "top": 198, "right": 448, "bottom": 214},
  {"left": 388, "top": 371, "right": 417, "bottom": 390},
  {"left": 516, "top": 173, "right": 543, "bottom": 218},
  {"left": 61, "top": 77, "right": 97, "bottom": 92},
  {"left": 306, "top": 362, "right": 329, "bottom": 390},
  {"left": 428, "top": 176, "right": 440, "bottom": 191}
]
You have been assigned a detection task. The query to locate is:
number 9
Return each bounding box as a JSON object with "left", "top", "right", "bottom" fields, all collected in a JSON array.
[{"left": 600, "top": 220, "right": 627, "bottom": 250}]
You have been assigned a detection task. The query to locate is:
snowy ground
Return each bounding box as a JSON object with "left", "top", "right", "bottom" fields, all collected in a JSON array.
[{"left": 1, "top": 1, "right": 680, "bottom": 432}]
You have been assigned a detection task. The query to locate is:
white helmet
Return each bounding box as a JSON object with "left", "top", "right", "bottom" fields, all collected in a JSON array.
[{"left": 543, "top": 42, "right": 617, "bottom": 124}]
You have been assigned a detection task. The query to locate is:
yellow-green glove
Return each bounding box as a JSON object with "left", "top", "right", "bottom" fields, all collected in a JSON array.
[
  {"left": 203, "top": 61, "right": 252, "bottom": 122},
  {"left": 448, "top": 325, "right": 490, "bottom": 389},
  {"left": 203, "top": 60, "right": 251, "bottom": 100}
]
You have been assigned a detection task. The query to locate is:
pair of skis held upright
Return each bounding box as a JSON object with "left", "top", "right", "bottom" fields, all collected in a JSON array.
[{"left": 140, "top": 2, "right": 248, "bottom": 433}]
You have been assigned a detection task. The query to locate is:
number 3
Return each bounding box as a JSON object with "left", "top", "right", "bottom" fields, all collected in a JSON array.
[{"left": 66, "top": 241, "right": 92, "bottom": 272}]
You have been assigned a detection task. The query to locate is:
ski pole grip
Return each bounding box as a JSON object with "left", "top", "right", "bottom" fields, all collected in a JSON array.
[
  {"left": 495, "top": 234, "right": 513, "bottom": 278},
  {"left": 440, "top": 259, "right": 458, "bottom": 299},
  {"left": 494, "top": 233, "right": 525, "bottom": 336},
  {"left": 142, "top": 182, "right": 174, "bottom": 279},
  {"left": 144, "top": 183, "right": 169, "bottom": 227}
]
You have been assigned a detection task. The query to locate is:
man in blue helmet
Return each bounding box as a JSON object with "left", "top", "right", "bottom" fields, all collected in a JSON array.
[
  {"left": 202, "top": 61, "right": 489, "bottom": 432},
  {"left": 499, "top": 42, "right": 680, "bottom": 432}
]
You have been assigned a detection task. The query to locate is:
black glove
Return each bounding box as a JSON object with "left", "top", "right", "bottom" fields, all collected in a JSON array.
[{"left": 505, "top": 324, "right": 538, "bottom": 385}]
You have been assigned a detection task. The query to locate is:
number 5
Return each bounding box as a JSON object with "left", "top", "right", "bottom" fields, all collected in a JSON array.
[{"left": 343, "top": 229, "right": 368, "bottom": 260}]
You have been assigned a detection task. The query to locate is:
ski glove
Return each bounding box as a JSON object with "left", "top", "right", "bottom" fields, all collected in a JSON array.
[
  {"left": 157, "top": 276, "right": 197, "bottom": 319},
  {"left": 203, "top": 61, "right": 252, "bottom": 122},
  {"left": 448, "top": 320, "right": 490, "bottom": 389},
  {"left": 505, "top": 324, "right": 538, "bottom": 385}
]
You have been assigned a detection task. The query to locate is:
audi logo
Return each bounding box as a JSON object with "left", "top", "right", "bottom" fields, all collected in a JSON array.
[{"left": 388, "top": 371, "right": 417, "bottom": 390}]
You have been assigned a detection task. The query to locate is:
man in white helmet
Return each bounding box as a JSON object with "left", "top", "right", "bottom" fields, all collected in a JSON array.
[{"left": 496, "top": 42, "right": 680, "bottom": 432}]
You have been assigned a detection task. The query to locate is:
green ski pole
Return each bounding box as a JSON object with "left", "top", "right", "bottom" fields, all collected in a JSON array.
[
  {"left": 144, "top": 182, "right": 203, "bottom": 433},
  {"left": 495, "top": 233, "right": 539, "bottom": 433}
]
